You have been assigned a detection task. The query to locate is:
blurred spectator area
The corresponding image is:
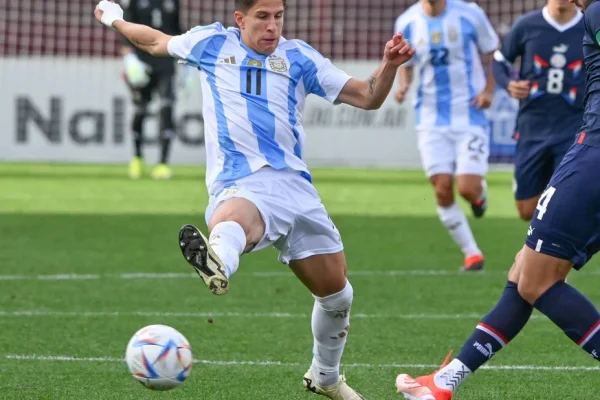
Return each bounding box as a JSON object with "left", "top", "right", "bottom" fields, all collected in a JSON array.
[{"left": 1, "top": 0, "right": 546, "bottom": 59}]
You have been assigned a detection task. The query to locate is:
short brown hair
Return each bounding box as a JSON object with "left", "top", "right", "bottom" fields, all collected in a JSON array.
[{"left": 235, "top": 0, "right": 287, "bottom": 13}]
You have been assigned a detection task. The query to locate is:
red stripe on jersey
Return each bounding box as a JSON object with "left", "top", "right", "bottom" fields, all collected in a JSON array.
[{"left": 534, "top": 55, "right": 549, "bottom": 68}]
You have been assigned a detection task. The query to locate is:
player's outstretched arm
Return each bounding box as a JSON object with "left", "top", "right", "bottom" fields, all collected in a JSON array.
[
  {"left": 94, "top": 1, "right": 172, "bottom": 57},
  {"left": 337, "top": 33, "right": 415, "bottom": 110}
]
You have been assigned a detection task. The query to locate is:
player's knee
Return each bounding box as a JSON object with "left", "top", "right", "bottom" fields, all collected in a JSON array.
[
  {"left": 314, "top": 280, "right": 353, "bottom": 313},
  {"left": 132, "top": 108, "right": 147, "bottom": 135},
  {"left": 159, "top": 105, "right": 175, "bottom": 133},
  {"left": 209, "top": 198, "right": 265, "bottom": 247},
  {"left": 431, "top": 177, "right": 454, "bottom": 206},
  {"left": 159, "top": 96, "right": 175, "bottom": 108},
  {"left": 517, "top": 279, "right": 546, "bottom": 305},
  {"left": 516, "top": 255, "right": 569, "bottom": 304}
]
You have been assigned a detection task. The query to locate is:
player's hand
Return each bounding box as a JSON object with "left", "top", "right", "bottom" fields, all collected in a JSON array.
[
  {"left": 384, "top": 33, "right": 416, "bottom": 67},
  {"left": 123, "top": 53, "right": 151, "bottom": 87},
  {"left": 395, "top": 86, "right": 409, "bottom": 103},
  {"left": 472, "top": 90, "right": 493, "bottom": 109},
  {"left": 507, "top": 80, "right": 531, "bottom": 100},
  {"left": 95, "top": 0, "right": 124, "bottom": 28}
]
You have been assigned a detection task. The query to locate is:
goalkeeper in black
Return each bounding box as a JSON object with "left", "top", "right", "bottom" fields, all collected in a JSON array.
[{"left": 120, "top": 0, "right": 184, "bottom": 179}]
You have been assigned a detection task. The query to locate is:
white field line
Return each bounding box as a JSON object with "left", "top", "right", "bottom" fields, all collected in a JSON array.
[
  {"left": 0, "top": 269, "right": 598, "bottom": 282},
  {"left": 5, "top": 354, "right": 599, "bottom": 372},
  {"left": 0, "top": 310, "right": 544, "bottom": 320}
]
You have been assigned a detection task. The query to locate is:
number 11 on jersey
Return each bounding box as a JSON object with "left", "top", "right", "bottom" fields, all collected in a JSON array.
[{"left": 246, "top": 69, "right": 262, "bottom": 96}]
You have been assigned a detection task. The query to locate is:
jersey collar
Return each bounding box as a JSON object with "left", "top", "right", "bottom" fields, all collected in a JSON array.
[{"left": 542, "top": 6, "right": 583, "bottom": 32}]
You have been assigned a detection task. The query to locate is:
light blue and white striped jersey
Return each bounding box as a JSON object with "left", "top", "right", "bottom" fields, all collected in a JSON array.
[
  {"left": 167, "top": 23, "right": 351, "bottom": 193},
  {"left": 394, "top": 0, "right": 499, "bottom": 128}
]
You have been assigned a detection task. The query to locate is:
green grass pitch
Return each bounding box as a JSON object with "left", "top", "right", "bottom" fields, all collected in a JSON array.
[{"left": 0, "top": 163, "right": 598, "bottom": 399}]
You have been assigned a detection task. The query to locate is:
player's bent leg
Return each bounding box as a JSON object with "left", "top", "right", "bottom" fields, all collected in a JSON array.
[
  {"left": 127, "top": 75, "right": 154, "bottom": 179},
  {"left": 178, "top": 198, "right": 265, "bottom": 295},
  {"left": 207, "top": 197, "right": 266, "bottom": 252},
  {"left": 515, "top": 196, "right": 540, "bottom": 221},
  {"left": 129, "top": 104, "right": 148, "bottom": 179},
  {"left": 431, "top": 174, "right": 483, "bottom": 271},
  {"left": 455, "top": 127, "right": 489, "bottom": 219},
  {"left": 290, "top": 251, "right": 347, "bottom": 297},
  {"left": 516, "top": 246, "right": 571, "bottom": 304},
  {"left": 290, "top": 252, "right": 364, "bottom": 400},
  {"left": 521, "top": 142, "right": 600, "bottom": 361},
  {"left": 517, "top": 247, "right": 600, "bottom": 360},
  {"left": 430, "top": 174, "right": 454, "bottom": 207},
  {"left": 456, "top": 174, "right": 487, "bottom": 218},
  {"left": 152, "top": 75, "right": 176, "bottom": 179},
  {"left": 396, "top": 250, "right": 533, "bottom": 399}
]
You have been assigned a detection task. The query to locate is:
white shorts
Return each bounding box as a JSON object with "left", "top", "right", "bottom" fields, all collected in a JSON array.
[
  {"left": 417, "top": 126, "right": 490, "bottom": 178},
  {"left": 205, "top": 168, "right": 343, "bottom": 264}
]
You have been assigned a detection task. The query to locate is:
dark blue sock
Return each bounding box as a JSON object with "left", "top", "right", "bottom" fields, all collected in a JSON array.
[
  {"left": 534, "top": 281, "right": 600, "bottom": 361},
  {"left": 456, "top": 282, "right": 533, "bottom": 371}
]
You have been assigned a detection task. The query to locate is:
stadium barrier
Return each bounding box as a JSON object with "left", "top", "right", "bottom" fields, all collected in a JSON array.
[{"left": 0, "top": 59, "right": 517, "bottom": 167}]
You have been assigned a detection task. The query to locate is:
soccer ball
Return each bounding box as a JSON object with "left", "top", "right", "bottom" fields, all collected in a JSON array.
[{"left": 125, "top": 324, "right": 193, "bottom": 390}]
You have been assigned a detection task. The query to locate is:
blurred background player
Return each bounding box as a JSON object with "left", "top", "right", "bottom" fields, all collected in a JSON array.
[
  {"left": 120, "top": 0, "right": 184, "bottom": 180},
  {"left": 396, "top": 1, "right": 600, "bottom": 398},
  {"left": 493, "top": 0, "right": 584, "bottom": 221},
  {"left": 96, "top": 0, "right": 415, "bottom": 398},
  {"left": 394, "top": 0, "right": 499, "bottom": 272}
]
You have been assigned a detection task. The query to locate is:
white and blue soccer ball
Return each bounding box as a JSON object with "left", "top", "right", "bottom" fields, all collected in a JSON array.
[{"left": 125, "top": 324, "right": 193, "bottom": 390}]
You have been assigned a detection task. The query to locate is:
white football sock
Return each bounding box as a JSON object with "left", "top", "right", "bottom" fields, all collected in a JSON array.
[
  {"left": 310, "top": 280, "right": 354, "bottom": 387},
  {"left": 433, "top": 358, "right": 472, "bottom": 392},
  {"left": 437, "top": 203, "right": 481, "bottom": 258},
  {"left": 208, "top": 221, "right": 246, "bottom": 278}
]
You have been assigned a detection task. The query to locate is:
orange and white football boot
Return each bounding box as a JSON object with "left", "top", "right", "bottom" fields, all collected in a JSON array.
[{"left": 396, "top": 351, "right": 454, "bottom": 400}]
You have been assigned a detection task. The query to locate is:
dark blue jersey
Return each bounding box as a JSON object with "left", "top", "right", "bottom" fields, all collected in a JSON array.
[
  {"left": 493, "top": 8, "right": 585, "bottom": 142},
  {"left": 579, "top": 0, "right": 600, "bottom": 147}
]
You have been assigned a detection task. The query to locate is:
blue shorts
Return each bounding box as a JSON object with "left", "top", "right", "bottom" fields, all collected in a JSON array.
[
  {"left": 525, "top": 142, "right": 600, "bottom": 270},
  {"left": 514, "top": 137, "right": 573, "bottom": 201}
]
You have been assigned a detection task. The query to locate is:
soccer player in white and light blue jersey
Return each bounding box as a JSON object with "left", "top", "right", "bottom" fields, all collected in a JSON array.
[
  {"left": 394, "top": 0, "right": 499, "bottom": 272},
  {"left": 95, "top": 0, "right": 415, "bottom": 398}
]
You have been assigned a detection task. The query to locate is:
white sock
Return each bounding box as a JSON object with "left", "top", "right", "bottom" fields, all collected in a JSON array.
[
  {"left": 437, "top": 203, "right": 481, "bottom": 257},
  {"left": 310, "top": 281, "right": 353, "bottom": 387},
  {"left": 433, "top": 358, "right": 472, "bottom": 392},
  {"left": 208, "top": 221, "right": 246, "bottom": 278}
]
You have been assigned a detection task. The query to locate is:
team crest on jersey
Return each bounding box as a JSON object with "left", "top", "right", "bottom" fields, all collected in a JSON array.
[
  {"left": 431, "top": 31, "right": 442, "bottom": 44},
  {"left": 448, "top": 27, "right": 458, "bottom": 43},
  {"left": 268, "top": 55, "right": 288, "bottom": 72},
  {"left": 164, "top": 0, "right": 175, "bottom": 12},
  {"left": 550, "top": 53, "right": 567, "bottom": 69},
  {"left": 247, "top": 59, "right": 264, "bottom": 67}
]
